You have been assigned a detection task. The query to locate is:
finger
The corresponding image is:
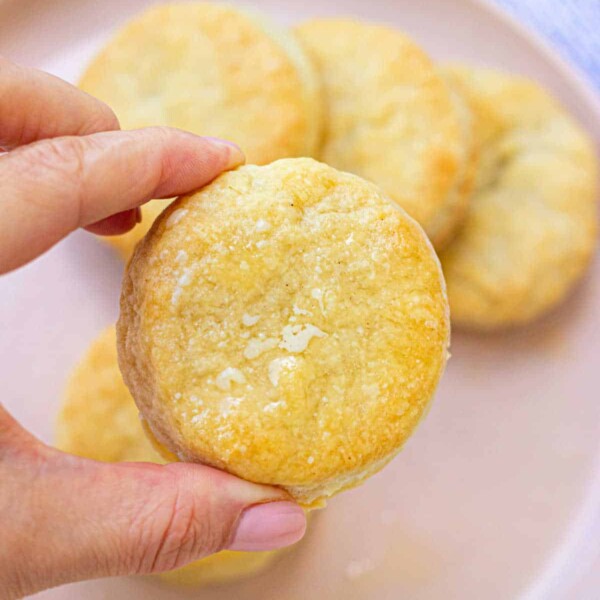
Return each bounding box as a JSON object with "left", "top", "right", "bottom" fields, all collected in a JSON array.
[
  {"left": 3, "top": 445, "right": 305, "bottom": 596},
  {"left": 85, "top": 207, "right": 141, "bottom": 237},
  {"left": 0, "top": 56, "right": 120, "bottom": 149},
  {"left": 0, "top": 128, "right": 244, "bottom": 274},
  {"left": 0, "top": 404, "right": 41, "bottom": 455}
]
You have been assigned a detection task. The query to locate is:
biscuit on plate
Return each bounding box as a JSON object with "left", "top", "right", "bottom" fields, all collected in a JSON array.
[
  {"left": 57, "top": 326, "right": 279, "bottom": 585},
  {"left": 79, "top": 2, "right": 322, "bottom": 258},
  {"left": 117, "top": 158, "right": 450, "bottom": 508},
  {"left": 295, "top": 19, "right": 469, "bottom": 249},
  {"left": 440, "top": 66, "right": 598, "bottom": 330},
  {"left": 440, "top": 72, "right": 480, "bottom": 246}
]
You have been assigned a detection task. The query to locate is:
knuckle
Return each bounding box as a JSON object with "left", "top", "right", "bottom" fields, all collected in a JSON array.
[
  {"left": 125, "top": 479, "right": 227, "bottom": 575},
  {"left": 18, "top": 136, "right": 87, "bottom": 181},
  {"left": 153, "top": 496, "right": 203, "bottom": 572},
  {"left": 7, "top": 136, "right": 93, "bottom": 228}
]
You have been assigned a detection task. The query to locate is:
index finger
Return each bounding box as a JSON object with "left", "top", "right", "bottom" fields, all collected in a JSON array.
[{"left": 0, "top": 127, "right": 244, "bottom": 274}]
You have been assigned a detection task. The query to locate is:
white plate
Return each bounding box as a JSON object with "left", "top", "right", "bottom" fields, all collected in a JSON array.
[{"left": 1, "top": 1, "right": 599, "bottom": 599}]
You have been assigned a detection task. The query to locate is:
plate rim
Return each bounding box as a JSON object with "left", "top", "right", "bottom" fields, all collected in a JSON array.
[{"left": 466, "top": 0, "right": 600, "bottom": 134}]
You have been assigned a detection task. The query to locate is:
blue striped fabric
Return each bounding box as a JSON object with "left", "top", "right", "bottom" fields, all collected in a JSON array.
[{"left": 492, "top": 0, "right": 600, "bottom": 90}]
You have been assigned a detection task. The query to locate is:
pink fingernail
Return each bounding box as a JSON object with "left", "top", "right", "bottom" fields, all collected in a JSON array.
[{"left": 228, "top": 502, "right": 306, "bottom": 551}]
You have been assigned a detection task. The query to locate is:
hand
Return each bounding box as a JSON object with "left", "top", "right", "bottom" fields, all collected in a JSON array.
[{"left": 0, "top": 57, "right": 306, "bottom": 599}]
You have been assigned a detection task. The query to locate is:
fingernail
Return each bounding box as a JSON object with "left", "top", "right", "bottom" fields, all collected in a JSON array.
[
  {"left": 204, "top": 137, "right": 245, "bottom": 169},
  {"left": 228, "top": 501, "right": 306, "bottom": 551}
]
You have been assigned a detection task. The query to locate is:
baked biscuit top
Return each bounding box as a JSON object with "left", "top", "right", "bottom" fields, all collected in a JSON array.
[{"left": 118, "top": 158, "right": 449, "bottom": 504}]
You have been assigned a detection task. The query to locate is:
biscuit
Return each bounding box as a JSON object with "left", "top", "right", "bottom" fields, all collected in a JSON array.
[
  {"left": 117, "top": 158, "right": 450, "bottom": 508},
  {"left": 295, "top": 19, "right": 468, "bottom": 248},
  {"left": 440, "top": 66, "right": 598, "bottom": 329},
  {"left": 440, "top": 73, "right": 480, "bottom": 246},
  {"left": 57, "top": 326, "right": 278, "bottom": 585},
  {"left": 80, "top": 2, "right": 322, "bottom": 258}
]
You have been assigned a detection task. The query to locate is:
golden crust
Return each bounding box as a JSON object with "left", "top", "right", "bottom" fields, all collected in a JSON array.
[
  {"left": 118, "top": 158, "right": 450, "bottom": 507},
  {"left": 295, "top": 19, "right": 466, "bottom": 248},
  {"left": 80, "top": 3, "right": 321, "bottom": 163},
  {"left": 57, "top": 326, "right": 278, "bottom": 585},
  {"left": 57, "top": 327, "right": 163, "bottom": 463},
  {"left": 81, "top": 3, "right": 323, "bottom": 260},
  {"left": 437, "top": 72, "right": 480, "bottom": 247},
  {"left": 440, "top": 66, "right": 599, "bottom": 330}
]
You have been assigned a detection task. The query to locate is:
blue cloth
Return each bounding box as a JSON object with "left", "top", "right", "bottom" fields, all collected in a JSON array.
[{"left": 491, "top": 0, "right": 600, "bottom": 90}]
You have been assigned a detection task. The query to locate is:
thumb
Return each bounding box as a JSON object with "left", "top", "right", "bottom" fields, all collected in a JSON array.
[{"left": 2, "top": 425, "right": 306, "bottom": 597}]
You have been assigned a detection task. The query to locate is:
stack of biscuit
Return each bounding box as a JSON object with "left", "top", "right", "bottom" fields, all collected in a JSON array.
[
  {"left": 296, "top": 20, "right": 596, "bottom": 331},
  {"left": 58, "top": 1, "right": 598, "bottom": 588},
  {"left": 79, "top": 3, "right": 598, "bottom": 331}
]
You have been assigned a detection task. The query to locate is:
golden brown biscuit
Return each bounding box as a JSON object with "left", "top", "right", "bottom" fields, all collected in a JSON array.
[
  {"left": 80, "top": 2, "right": 322, "bottom": 259},
  {"left": 57, "top": 327, "right": 161, "bottom": 463},
  {"left": 295, "top": 19, "right": 467, "bottom": 248},
  {"left": 118, "top": 158, "right": 450, "bottom": 508},
  {"left": 57, "top": 326, "right": 278, "bottom": 585},
  {"left": 440, "top": 66, "right": 598, "bottom": 330}
]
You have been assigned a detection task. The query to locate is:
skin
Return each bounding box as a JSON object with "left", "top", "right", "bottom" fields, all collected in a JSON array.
[{"left": 0, "top": 57, "right": 306, "bottom": 599}]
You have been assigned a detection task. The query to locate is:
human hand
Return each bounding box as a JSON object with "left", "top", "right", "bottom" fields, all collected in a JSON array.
[{"left": 0, "top": 57, "right": 306, "bottom": 599}]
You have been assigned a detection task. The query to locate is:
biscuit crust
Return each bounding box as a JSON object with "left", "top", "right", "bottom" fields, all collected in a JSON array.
[
  {"left": 57, "top": 326, "right": 278, "bottom": 585},
  {"left": 80, "top": 3, "right": 322, "bottom": 259},
  {"left": 295, "top": 19, "right": 466, "bottom": 248},
  {"left": 118, "top": 158, "right": 450, "bottom": 507},
  {"left": 438, "top": 73, "right": 480, "bottom": 247},
  {"left": 80, "top": 3, "right": 321, "bottom": 163},
  {"left": 440, "top": 67, "right": 598, "bottom": 329},
  {"left": 58, "top": 327, "right": 163, "bottom": 463}
]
